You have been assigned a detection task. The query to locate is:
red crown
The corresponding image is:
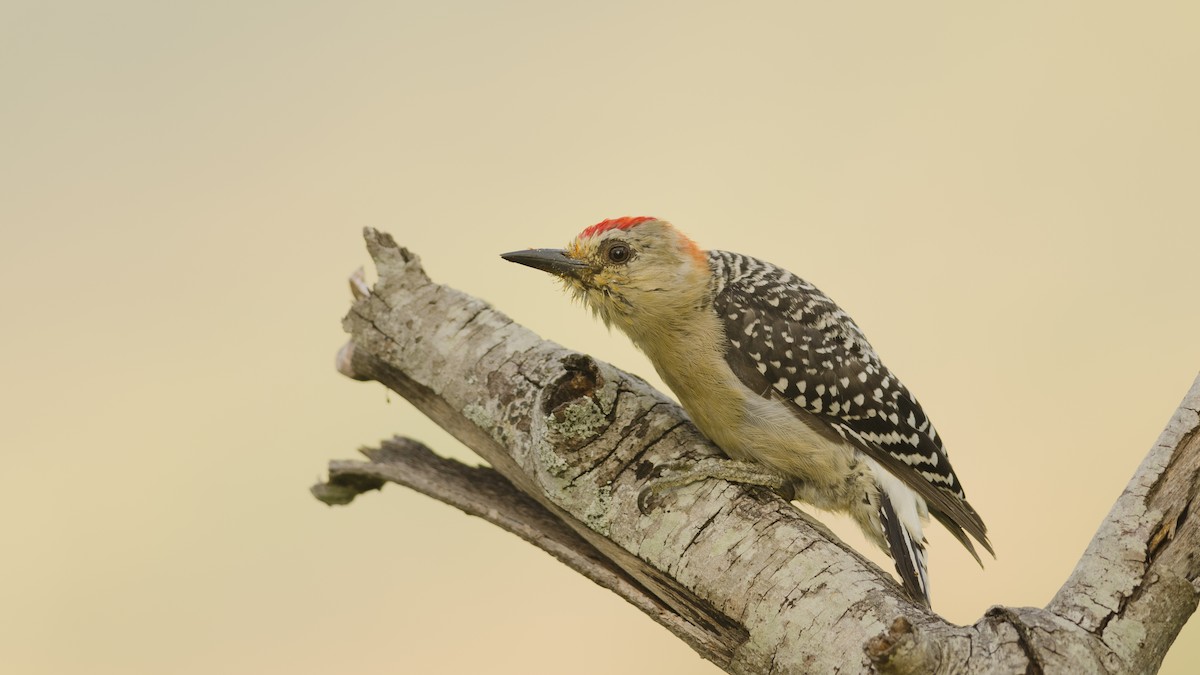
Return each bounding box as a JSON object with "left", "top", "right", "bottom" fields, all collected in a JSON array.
[{"left": 578, "top": 216, "right": 656, "bottom": 239}]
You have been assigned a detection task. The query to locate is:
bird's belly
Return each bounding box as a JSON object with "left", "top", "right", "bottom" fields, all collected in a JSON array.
[
  {"left": 636, "top": 321, "right": 856, "bottom": 490},
  {"left": 670, "top": 373, "right": 856, "bottom": 490}
]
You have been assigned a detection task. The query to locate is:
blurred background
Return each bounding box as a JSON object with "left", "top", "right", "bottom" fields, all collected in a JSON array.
[{"left": 3, "top": 1, "right": 1198, "bottom": 673}]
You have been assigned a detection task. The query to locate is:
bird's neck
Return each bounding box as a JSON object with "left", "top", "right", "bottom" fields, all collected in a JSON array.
[{"left": 620, "top": 301, "right": 738, "bottom": 401}]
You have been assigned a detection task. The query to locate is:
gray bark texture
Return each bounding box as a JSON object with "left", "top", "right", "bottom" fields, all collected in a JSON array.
[{"left": 315, "top": 228, "right": 1200, "bottom": 674}]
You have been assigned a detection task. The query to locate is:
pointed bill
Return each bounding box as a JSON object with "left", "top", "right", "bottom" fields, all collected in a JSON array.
[{"left": 500, "top": 248, "right": 589, "bottom": 277}]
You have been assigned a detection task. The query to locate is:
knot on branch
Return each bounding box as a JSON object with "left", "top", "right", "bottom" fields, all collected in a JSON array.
[
  {"left": 543, "top": 354, "right": 603, "bottom": 416},
  {"left": 538, "top": 355, "right": 618, "bottom": 458},
  {"left": 865, "top": 617, "right": 930, "bottom": 674}
]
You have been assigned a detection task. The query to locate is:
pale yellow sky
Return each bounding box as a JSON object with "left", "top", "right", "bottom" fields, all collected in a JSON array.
[{"left": 3, "top": 1, "right": 1198, "bottom": 673}]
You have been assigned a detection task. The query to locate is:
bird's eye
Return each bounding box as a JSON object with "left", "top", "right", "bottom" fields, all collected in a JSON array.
[{"left": 607, "top": 244, "right": 631, "bottom": 264}]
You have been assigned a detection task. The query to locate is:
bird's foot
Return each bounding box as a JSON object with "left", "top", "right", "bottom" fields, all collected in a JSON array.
[{"left": 637, "top": 457, "right": 790, "bottom": 514}]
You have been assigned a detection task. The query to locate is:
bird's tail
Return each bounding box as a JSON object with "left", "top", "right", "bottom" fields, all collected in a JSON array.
[{"left": 879, "top": 490, "right": 930, "bottom": 607}]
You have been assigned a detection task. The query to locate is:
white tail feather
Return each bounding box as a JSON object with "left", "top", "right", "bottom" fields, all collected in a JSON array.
[{"left": 865, "top": 457, "right": 930, "bottom": 604}]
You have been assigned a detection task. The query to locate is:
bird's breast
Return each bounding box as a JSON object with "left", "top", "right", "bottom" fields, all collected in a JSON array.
[{"left": 630, "top": 310, "right": 856, "bottom": 488}]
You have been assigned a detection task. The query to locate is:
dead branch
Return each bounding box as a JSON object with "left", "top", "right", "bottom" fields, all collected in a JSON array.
[{"left": 314, "top": 228, "right": 1200, "bottom": 673}]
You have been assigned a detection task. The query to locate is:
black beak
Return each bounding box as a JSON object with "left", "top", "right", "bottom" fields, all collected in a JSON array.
[{"left": 500, "top": 248, "right": 589, "bottom": 277}]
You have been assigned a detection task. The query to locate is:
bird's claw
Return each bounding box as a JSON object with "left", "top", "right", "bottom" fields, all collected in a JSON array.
[
  {"left": 636, "top": 457, "right": 791, "bottom": 515},
  {"left": 637, "top": 484, "right": 659, "bottom": 515}
]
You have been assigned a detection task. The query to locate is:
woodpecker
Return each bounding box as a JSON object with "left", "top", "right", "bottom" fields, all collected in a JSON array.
[{"left": 502, "top": 216, "right": 991, "bottom": 606}]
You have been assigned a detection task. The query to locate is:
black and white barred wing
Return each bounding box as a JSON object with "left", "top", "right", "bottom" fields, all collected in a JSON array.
[{"left": 708, "top": 250, "right": 993, "bottom": 561}]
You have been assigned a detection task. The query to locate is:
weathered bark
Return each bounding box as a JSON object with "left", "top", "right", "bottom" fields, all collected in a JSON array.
[{"left": 315, "top": 228, "right": 1200, "bottom": 673}]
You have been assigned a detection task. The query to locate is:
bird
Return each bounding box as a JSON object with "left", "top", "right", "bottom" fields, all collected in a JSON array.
[{"left": 501, "top": 216, "right": 991, "bottom": 606}]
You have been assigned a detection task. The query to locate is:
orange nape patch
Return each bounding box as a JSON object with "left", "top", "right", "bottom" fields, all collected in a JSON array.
[
  {"left": 677, "top": 229, "right": 707, "bottom": 267},
  {"left": 578, "top": 216, "right": 656, "bottom": 239}
]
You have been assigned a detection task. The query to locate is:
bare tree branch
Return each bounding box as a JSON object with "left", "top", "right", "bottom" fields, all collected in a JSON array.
[{"left": 315, "top": 228, "right": 1199, "bottom": 673}]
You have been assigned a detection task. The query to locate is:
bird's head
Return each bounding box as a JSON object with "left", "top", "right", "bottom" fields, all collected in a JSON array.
[{"left": 502, "top": 217, "right": 710, "bottom": 332}]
